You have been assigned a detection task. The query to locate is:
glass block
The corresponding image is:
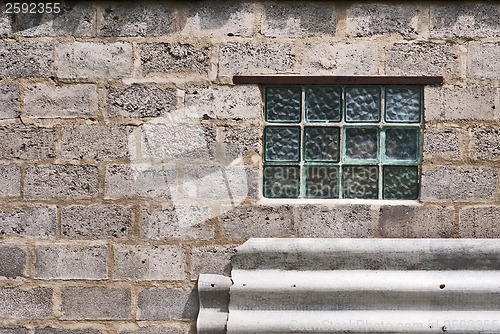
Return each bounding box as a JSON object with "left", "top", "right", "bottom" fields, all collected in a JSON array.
[
  {"left": 263, "top": 165, "right": 300, "bottom": 198},
  {"left": 342, "top": 165, "right": 378, "bottom": 199},
  {"left": 305, "top": 87, "right": 342, "bottom": 122},
  {"left": 384, "top": 127, "right": 419, "bottom": 162},
  {"left": 385, "top": 87, "right": 421, "bottom": 123},
  {"left": 344, "top": 127, "right": 379, "bottom": 162},
  {"left": 304, "top": 126, "right": 340, "bottom": 162},
  {"left": 304, "top": 165, "right": 339, "bottom": 198},
  {"left": 265, "top": 87, "right": 302, "bottom": 123},
  {"left": 345, "top": 87, "right": 380, "bottom": 122},
  {"left": 383, "top": 166, "right": 419, "bottom": 200},
  {"left": 264, "top": 126, "right": 301, "bottom": 162}
]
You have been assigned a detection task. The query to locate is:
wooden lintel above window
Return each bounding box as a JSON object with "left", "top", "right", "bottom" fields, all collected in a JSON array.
[{"left": 232, "top": 76, "right": 444, "bottom": 86}]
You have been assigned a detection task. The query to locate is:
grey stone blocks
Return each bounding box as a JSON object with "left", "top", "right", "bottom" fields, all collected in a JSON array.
[
  {"left": 0, "top": 164, "right": 20, "bottom": 197},
  {"left": 0, "top": 82, "right": 20, "bottom": 119},
  {"left": 190, "top": 245, "right": 236, "bottom": 278},
  {"left": 137, "top": 288, "right": 197, "bottom": 320},
  {"left": 423, "top": 127, "right": 461, "bottom": 159},
  {"left": 459, "top": 206, "right": 500, "bottom": 237},
  {"left": 0, "top": 125, "right": 55, "bottom": 160},
  {"left": 0, "top": 246, "right": 26, "bottom": 278},
  {"left": 0, "top": 287, "right": 53, "bottom": 318},
  {"left": 0, "top": 206, "right": 56, "bottom": 237},
  {"left": 0, "top": 42, "right": 53, "bottom": 77},
  {"left": 107, "top": 86, "right": 177, "bottom": 118},
  {"left": 469, "top": 125, "right": 500, "bottom": 160},
  {"left": 468, "top": 42, "right": 500, "bottom": 79},
  {"left": 140, "top": 43, "right": 209, "bottom": 75},
  {"left": 36, "top": 328, "right": 101, "bottom": 334}
]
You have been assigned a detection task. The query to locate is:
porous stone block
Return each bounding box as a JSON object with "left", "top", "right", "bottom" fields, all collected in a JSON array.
[
  {"left": 24, "top": 84, "right": 98, "bottom": 119},
  {"left": 0, "top": 287, "right": 53, "bottom": 318},
  {"left": 120, "top": 328, "right": 182, "bottom": 334},
  {"left": 35, "top": 244, "right": 107, "bottom": 280},
  {"left": 140, "top": 43, "right": 209, "bottom": 75},
  {"left": 0, "top": 206, "right": 56, "bottom": 237},
  {"left": 219, "top": 42, "right": 295, "bottom": 75},
  {"left": 378, "top": 206, "right": 455, "bottom": 238},
  {"left": 61, "top": 287, "right": 131, "bottom": 320},
  {"left": 423, "top": 127, "right": 461, "bottom": 158},
  {"left": 302, "top": 42, "right": 378, "bottom": 75},
  {"left": 114, "top": 245, "right": 185, "bottom": 280},
  {"left": 467, "top": 42, "right": 500, "bottom": 79},
  {"left": 0, "top": 164, "right": 20, "bottom": 197},
  {"left": 0, "top": 12, "right": 13, "bottom": 38},
  {"left": 56, "top": 42, "right": 132, "bottom": 78},
  {"left": 0, "top": 42, "right": 53, "bottom": 77},
  {"left": 0, "top": 82, "right": 20, "bottom": 119},
  {"left": 459, "top": 206, "right": 500, "bottom": 237},
  {"left": 262, "top": 1, "right": 335, "bottom": 37},
  {"left": 25, "top": 165, "right": 98, "bottom": 200},
  {"left": 62, "top": 204, "right": 132, "bottom": 239},
  {"left": 190, "top": 245, "right": 236, "bottom": 278},
  {"left": 222, "top": 125, "right": 260, "bottom": 159},
  {"left": 137, "top": 288, "right": 197, "bottom": 320},
  {"left": 0, "top": 125, "right": 55, "bottom": 160},
  {"left": 36, "top": 328, "right": 101, "bottom": 334},
  {"left": 421, "top": 166, "right": 497, "bottom": 200},
  {"left": 469, "top": 125, "right": 500, "bottom": 160},
  {"left": 0, "top": 246, "right": 26, "bottom": 278},
  {"left": 107, "top": 86, "right": 177, "bottom": 118},
  {"left": 0, "top": 329, "right": 28, "bottom": 334}
]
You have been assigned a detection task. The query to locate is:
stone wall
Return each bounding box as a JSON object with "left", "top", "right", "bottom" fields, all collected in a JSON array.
[{"left": 1, "top": 1, "right": 500, "bottom": 333}]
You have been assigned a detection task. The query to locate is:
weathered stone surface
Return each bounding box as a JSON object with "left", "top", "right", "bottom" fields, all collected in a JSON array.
[
  {"left": 459, "top": 206, "right": 500, "bottom": 238},
  {"left": 0, "top": 206, "right": 56, "bottom": 237},
  {"left": 61, "top": 287, "right": 131, "bottom": 320},
  {"left": 141, "top": 43, "right": 209, "bottom": 75},
  {"left": 25, "top": 165, "right": 98, "bottom": 200},
  {"left": 185, "top": 85, "right": 261, "bottom": 120},
  {"left": 141, "top": 205, "right": 214, "bottom": 240},
  {"left": 421, "top": 167, "right": 497, "bottom": 200},
  {"left": 423, "top": 127, "right": 460, "bottom": 158},
  {"left": 0, "top": 164, "right": 20, "bottom": 197},
  {"left": 0, "top": 12, "right": 13, "bottom": 38},
  {"left": 302, "top": 42, "right": 378, "bottom": 75},
  {"left": 431, "top": 3, "right": 500, "bottom": 38},
  {"left": 424, "top": 85, "right": 497, "bottom": 120},
  {"left": 24, "top": 84, "right": 98, "bottom": 119},
  {"left": 35, "top": 244, "right": 107, "bottom": 280},
  {"left": 222, "top": 125, "right": 260, "bottom": 159},
  {"left": 0, "top": 125, "right": 55, "bottom": 160},
  {"left": 100, "top": 2, "right": 175, "bottom": 37},
  {"left": 62, "top": 125, "right": 132, "bottom": 161},
  {"left": 219, "top": 42, "right": 295, "bottom": 75},
  {"left": 120, "top": 328, "right": 182, "bottom": 334},
  {"left": 297, "top": 205, "right": 374, "bottom": 238},
  {"left": 0, "top": 287, "right": 53, "bottom": 318},
  {"left": 0, "top": 42, "right": 53, "bottom": 77},
  {"left": 0, "top": 246, "right": 26, "bottom": 278},
  {"left": 56, "top": 42, "right": 132, "bottom": 78},
  {"left": 137, "top": 288, "right": 197, "bottom": 320},
  {"left": 378, "top": 206, "right": 455, "bottom": 238},
  {"left": 107, "top": 86, "right": 177, "bottom": 118},
  {"left": 347, "top": 3, "right": 420, "bottom": 38},
  {"left": 467, "top": 42, "right": 500, "bottom": 80},
  {"left": 62, "top": 204, "right": 132, "bottom": 239},
  {"left": 469, "top": 125, "right": 500, "bottom": 160},
  {"left": 0, "top": 82, "right": 20, "bottom": 119},
  {"left": 190, "top": 245, "right": 236, "bottom": 278},
  {"left": 262, "top": 1, "right": 335, "bottom": 37},
  {"left": 0, "top": 329, "right": 28, "bottom": 334},
  {"left": 114, "top": 245, "right": 185, "bottom": 280},
  {"left": 36, "top": 328, "right": 101, "bottom": 334}
]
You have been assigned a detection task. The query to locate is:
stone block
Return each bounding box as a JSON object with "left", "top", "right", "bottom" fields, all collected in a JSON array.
[
  {"left": 421, "top": 166, "right": 497, "bottom": 200},
  {"left": 35, "top": 244, "right": 107, "bottom": 280},
  {"left": 0, "top": 125, "right": 55, "bottom": 160},
  {"left": 24, "top": 84, "right": 98, "bottom": 119},
  {"left": 222, "top": 125, "right": 260, "bottom": 159},
  {"left": 297, "top": 205, "right": 374, "bottom": 238},
  {"left": 120, "top": 328, "right": 182, "bottom": 334},
  {"left": 469, "top": 125, "right": 500, "bottom": 160},
  {"left": 0, "top": 12, "right": 13, "bottom": 38},
  {"left": 100, "top": 2, "right": 175, "bottom": 37},
  {"left": 25, "top": 165, "right": 98, "bottom": 200},
  {"left": 0, "top": 42, "right": 53, "bottom": 77},
  {"left": 459, "top": 206, "right": 500, "bottom": 238},
  {"left": 302, "top": 42, "right": 378, "bottom": 75},
  {"left": 190, "top": 245, "right": 236, "bottom": 278},
  {"left": 0, "top": 206, "right": 56, "bottom": 237},
  {"left": 62, "top": 204, "right": 132, "bottom": 239},
  {"left": 378, "top": 206, "right": 455, "bottom": 238},
  {"left": 219, "top": 42, "right": 295, "bottom": 76},
  {"left": 0, "top": 164, "right": 20, "bottom": 197},
  {"left": 0, "top": 287, "right": 53, "bottom": 318},
  {"left": 467, "top": 42, "right": 500, "bottom": 79},
  {"left": 0, "top": 329, "right": 27, "bottom": 334},
  {"left": 347, "top": 3, "right": 420, "bottom": 38},
  {"left": 36, "top": 328, "right": 101, "bottom": 334},
  {"left": 137, "top": 288, "right": 197, "bottom": 320},
  {"left": 114, "top": 245, "right": 185, "bottom": 280},
  {"left": 0, "top": 82, "right": 20, "bottom": 119},
  {"left": 262, "top": 1, "right": 335, "bottom": 37},
  {"left": 423, "top": 126, "right": 461, "bottom": 158},
  {"left": 61, "top": 287, "right": 130, "bottom": 320},
  {"left": 56, "top": 42, "right": 132, "bottom": 78},
  {"left": 140, "top": 43, "right": 209, "bottom": 75},
  {"left": 107, "top": 86, "right": 177, "bottom": 118},
  {"left": 0, "top": 246, "right": 26, "bottom": 278}
]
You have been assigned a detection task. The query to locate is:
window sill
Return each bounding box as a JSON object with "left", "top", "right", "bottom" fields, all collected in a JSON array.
[{"left": 257, "top": 198, "right": 423, "bottom": 206}]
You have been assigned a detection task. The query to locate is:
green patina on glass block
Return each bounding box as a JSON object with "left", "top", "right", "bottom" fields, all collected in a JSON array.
[
  {"left": 263, "top": 165, "right": 300, "bottom": 198},
  {"left": 342, "top": 165, "right": 378, "bottom": 199},
  {"left": 385, "top": 87, "right": 421, "bottom": 123},
  {"left": 344, "top": 126, "right": 379, "bottom": 162},
  {"left": 304, "top": 126, "right": 340, "bottom": 162},
  {"left": 383, "top": 165, "right": 419, "bottom": 200},
  {"left": 345, "top": 87, "right": 380, "bottom": 122},
  {"left": 264, "top": 126, "right": 301, "bottom": 162},
  {"left": 383, "top": 127, "right": 420, "bottom": 163},
  {"left": 305, "top": 86, "right": 342, "bottom": 122},
  {"left": 265, "top": 87, "right": 302, "bottom": 123},
  {"left": 304, "top": 165, "right": 339, "bottom": 198}
]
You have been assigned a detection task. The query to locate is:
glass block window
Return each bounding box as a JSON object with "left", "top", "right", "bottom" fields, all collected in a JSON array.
[{"left": 263, "top": 85, "right": 422, "bottom": 200}]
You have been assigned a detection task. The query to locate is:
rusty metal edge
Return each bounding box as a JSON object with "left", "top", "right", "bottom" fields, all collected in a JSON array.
[{"left": 232, "top": 76, "right": 444, "bottom": 85}]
